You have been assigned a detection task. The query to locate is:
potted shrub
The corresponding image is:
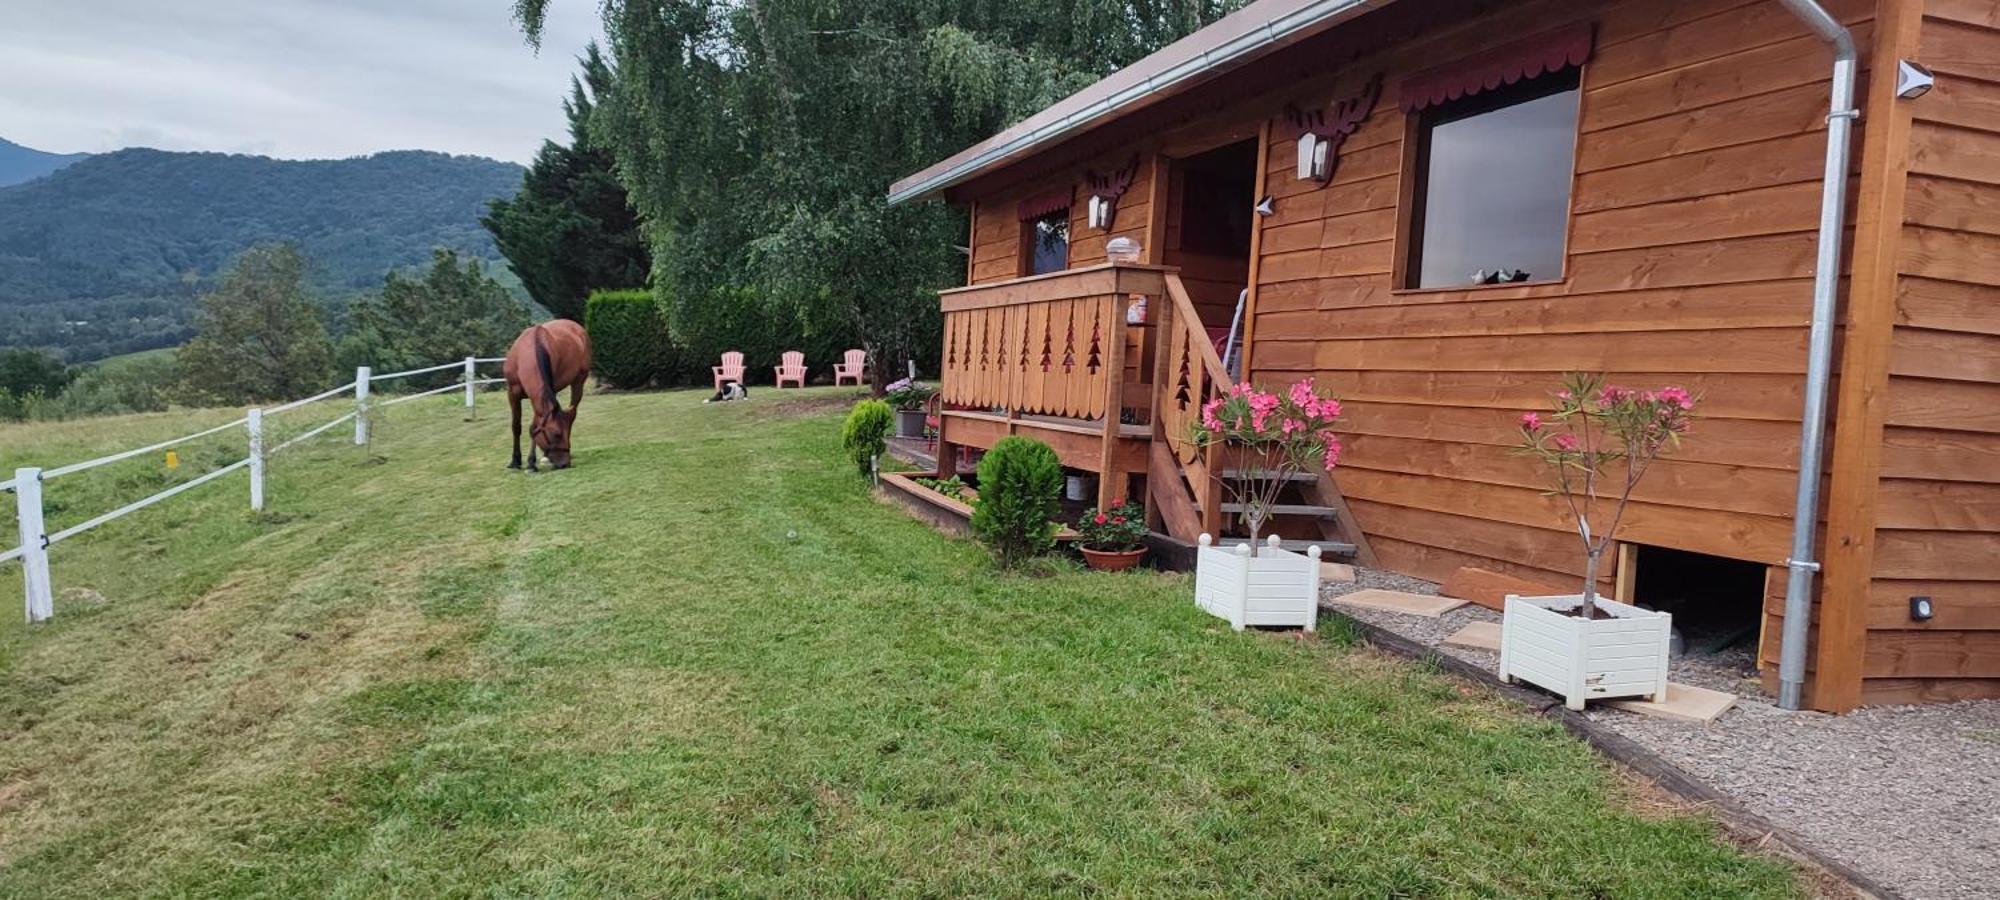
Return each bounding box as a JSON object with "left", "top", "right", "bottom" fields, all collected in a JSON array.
[
  {"left": 1075, "top": 500, "right": 1148, "bottom": 571},
  {"left": 884, "top": 377, "right": 935, "bottom": 438},
  {"left": 1499, "top": 373, "right": 1697, "bottom": 710},
  {"left": 1185, "top": 379, "right": 1344, "bottom": 631}
]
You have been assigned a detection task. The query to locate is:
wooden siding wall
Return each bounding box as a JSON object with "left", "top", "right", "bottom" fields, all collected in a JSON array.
[
  {"left": 943, "top": 0, "right": 1999, "bottom": 705},
  {"left": 1854, "top": 0, "right": 2000, "bottom": 703},
  {"left": 966, "top": 161, "right": 1156, "bottom": 284},
  {"left": 1248, "top": 0, "right": 1876, "bottom": 600}
]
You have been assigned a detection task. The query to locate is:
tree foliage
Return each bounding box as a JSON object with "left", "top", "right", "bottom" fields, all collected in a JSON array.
[
  {"left": 338, "top": 250, "right": 533, "bottom": 386},
  {"left": 483, "top": 43, "right": 650, "bottom": 322},
  {"left": 0, "top": 348, "right": 71, "bottom": 399},
  {"left": 509, "top": 0, "right": 1245, "bottom": 390},
  {"left": 177, "top": 244, "right": 336, "bottom": 404}
]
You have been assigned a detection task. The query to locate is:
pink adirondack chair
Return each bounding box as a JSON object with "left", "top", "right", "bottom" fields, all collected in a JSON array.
[
  {"left": 713, "top": 351, "right": 745, "bottom": 391},
  {"left": 832, "top": 349, "right": 867, "bottom": 386},
  {"left": 774, "top": 350, "right": 807, "bottom": 388}
]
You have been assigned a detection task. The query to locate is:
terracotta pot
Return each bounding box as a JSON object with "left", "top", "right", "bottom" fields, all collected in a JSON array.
[{"left": 1081, "top": 546, "right": 1147, "bottom": 571}]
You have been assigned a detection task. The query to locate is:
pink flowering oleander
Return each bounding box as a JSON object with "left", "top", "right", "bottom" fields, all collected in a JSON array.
[
  {"left": 1553, "top": 433, "right": 1580, "bottom": 452},
  {"left": 1189, "top": 379, "right": 1349, "bottom": 545},
  {"left": 1520, "top": 412, "right": 1541, "bottom": 431}
]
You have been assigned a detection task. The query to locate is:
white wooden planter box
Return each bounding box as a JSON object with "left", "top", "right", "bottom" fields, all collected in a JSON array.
[
  {"left": 1194, "top": 534, "right": 1322, "bottom": 631},
  {"left": 1498, "top": 594, "right": 1671, "bottom": 710}
]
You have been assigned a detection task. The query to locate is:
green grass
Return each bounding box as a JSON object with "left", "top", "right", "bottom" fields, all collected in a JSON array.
[
  {"left": 0, "top": 388, "right": 1802, "bottom": 897},
  {"left": 82, "top": 346, "right": 176, "bottom": 375}
]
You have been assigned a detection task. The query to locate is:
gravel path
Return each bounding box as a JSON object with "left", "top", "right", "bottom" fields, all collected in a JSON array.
[{"left": 1325, "top": 570, "right": 2000, "bottom": 900}]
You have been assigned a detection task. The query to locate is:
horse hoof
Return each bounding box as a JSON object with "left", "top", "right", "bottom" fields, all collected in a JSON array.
[{"left": 507, "top": 462, "right": 521, "bottom": 470}]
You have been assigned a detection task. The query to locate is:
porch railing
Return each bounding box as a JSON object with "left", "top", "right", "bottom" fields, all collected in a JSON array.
[
  {"left": 937, "top": 263, "right": 1167, "bottom": 421},
  {"left": 1148, "top": 272, "right": 1230, "bottom": 539}
]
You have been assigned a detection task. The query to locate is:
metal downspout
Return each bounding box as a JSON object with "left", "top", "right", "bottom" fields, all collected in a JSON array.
[{"left": 1774, "top": 0, "right": 1860, "bottom": 711}]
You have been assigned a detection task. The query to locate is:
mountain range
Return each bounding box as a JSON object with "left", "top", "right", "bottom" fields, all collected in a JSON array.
[
  {"left": 0, "top": 143, "right": 525, "bottom": 361},
  {"left": 0, "top": 138, "right": 89, "bottom": 187}
]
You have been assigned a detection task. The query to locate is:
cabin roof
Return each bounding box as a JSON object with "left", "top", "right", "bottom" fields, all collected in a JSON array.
[{"left": 887, "top": 0, "right": 1399, "bottom": 205}]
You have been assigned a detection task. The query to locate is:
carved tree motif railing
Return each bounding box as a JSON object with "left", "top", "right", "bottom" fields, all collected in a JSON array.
[
  {"left": 1151, "top": 272, "right": 1232, "bottom": 538},
  {"left": 937, "top": 264, "right": 1166, "bottom": 421}
]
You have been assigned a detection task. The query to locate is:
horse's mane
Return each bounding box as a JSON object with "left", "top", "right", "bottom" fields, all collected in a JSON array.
[{"left": 531, "top": 326, "right": 561, "bottom": 412}]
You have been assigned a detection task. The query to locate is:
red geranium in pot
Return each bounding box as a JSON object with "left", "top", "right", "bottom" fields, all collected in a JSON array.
[{"left": 1076, "top": 500, "right": 1148, "bottom": 571}]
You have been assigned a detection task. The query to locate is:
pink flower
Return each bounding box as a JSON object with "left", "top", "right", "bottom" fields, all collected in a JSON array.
[
  {"left": 1112, "top": 515, "right": 1125, "bottom": 524},
  {"left": 1556, "top": 389, "right": 1572, "bottom": 401},
  {"left": 1657, "top": 385, "right": 1694, "bottom": 410},
  {"left": 1201, "top": 397, "right": 1224, "bottom": 431},
  {"left": 1520, "top": 412, "right": 1541, "bottom": 431},
  {"left": 1288, "top": 379, "right": 1317, "bottom": 408},
  {"left": 1281, "top": 417, "right": 1303, "bottom": 434},
  {"left": 1321, "top": 433, "right": 1342, "bottom": 470},
  {"left": 1599, "top": 385, "right": 1634, "bottom": 406},
  {"left": 1553, "top": 433, "right": 1580, "bottom": 452},
  {"left": 1094, "top": 513, "right": 1107, "bottom": 525}
]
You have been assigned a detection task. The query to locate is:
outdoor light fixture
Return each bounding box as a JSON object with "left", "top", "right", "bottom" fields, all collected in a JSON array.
[
  {"left": 1296, "top": 132, "right": 1330, "bottom": 181},
  {"left": 1910, "top": 595, "right": 1934, "bottom": 622},
  {"left": 1254, "top": 195, "right": 1275, "bottom": 217},
  {"left": 1087, "top": 194, "right": 1113, "bottom": 230},
  {"left": 1896, "top": 60, "right": 1934, "bottom": 99}
]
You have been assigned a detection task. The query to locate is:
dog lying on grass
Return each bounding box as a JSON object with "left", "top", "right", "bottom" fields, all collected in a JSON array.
[{"left": 705, "top": 381, "right": 749, "bottom": 403}]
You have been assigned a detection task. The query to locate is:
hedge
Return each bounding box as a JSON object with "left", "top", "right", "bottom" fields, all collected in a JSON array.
[{"left": 584, "top": 289, "right": 677, "bottom": 388}]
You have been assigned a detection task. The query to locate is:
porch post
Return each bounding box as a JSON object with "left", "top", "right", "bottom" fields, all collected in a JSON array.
[{"left": 1098, "top": 293, "right": 1129, "bottom": 508}]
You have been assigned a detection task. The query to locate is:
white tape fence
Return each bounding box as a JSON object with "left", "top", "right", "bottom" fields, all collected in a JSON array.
[{"left": 4, "top": 356, "right": 507, "bottom": 623}]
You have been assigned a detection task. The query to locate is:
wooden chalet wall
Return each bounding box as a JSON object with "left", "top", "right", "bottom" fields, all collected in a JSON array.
[
  {"left": 1248, "top": 0, "right": 1877, "bottom": 604},
  {"left": 939, "top": 0, "right": 1999, "bottom": 707},
  {"left": 1808, "top": 0, "right": 2000, "bottom": 707}
]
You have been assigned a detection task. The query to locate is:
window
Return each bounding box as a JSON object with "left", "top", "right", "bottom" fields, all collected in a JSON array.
[
  {"left": 1404, "top": 66, "right": 1581, "bottom": 289},
  {"left": 1025, "top": 209, "right": 1069, "bottom": 276}
]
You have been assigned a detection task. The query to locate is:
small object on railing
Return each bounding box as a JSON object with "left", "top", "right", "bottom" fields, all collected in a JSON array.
[
  {"left": 1127, "top": 294, "right": 1147, "bottom": 325},
  {"left": 165, "top": 450, "right": 179, "bottom": 470},
  {"left": 247, "top": 409, "right": 265, "bottom": 512},
  {"left": 354, "top": 366, "right": 371, "bottom": 446},
  {"left": 13, "top": 467, "right": 53, "bottom": 623},
  {"left": 1106, "top": 235, "right": 1141, "bottom": 263}
]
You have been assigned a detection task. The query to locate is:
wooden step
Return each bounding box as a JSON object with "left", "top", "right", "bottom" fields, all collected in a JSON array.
[
  {"left": 1217, "top": 469, "right": 1319, "bottom": 483},
  {"left": 1208, "top": 537, "right": 1358, "bottom": 558},
  {"left": 1199, "top": 501, "right": 1339, "bottom": 518}
]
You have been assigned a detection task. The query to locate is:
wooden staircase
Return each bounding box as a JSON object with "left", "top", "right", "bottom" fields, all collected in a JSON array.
[{"left": 1146, "top": 272, "right": 1375, "bottom": 565}]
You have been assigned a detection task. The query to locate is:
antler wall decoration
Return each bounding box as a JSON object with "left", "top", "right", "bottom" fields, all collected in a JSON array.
[
  {"left": 1283, "top": 73, "right": 1383, "bottom": 185},
  {"left": 1083, "top": 155, "right": 1142, "bottom": 232}
]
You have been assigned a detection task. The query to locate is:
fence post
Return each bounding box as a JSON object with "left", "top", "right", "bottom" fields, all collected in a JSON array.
[
  {"left": 247, "top": 408, "right": 265, "bottom": 512},
  {"left": 354, "top": 366, "right": 371, "bottom": 446},
  {"left": 13, "top": 467, "right": 53, "bottom": 623},
  {"left": 463, "top": 356, "right": 477, "bottom": 417}
]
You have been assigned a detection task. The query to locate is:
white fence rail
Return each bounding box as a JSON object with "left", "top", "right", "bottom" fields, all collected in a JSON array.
[{"left": 3, "top": 356, "right": 505, "bottom": 624}]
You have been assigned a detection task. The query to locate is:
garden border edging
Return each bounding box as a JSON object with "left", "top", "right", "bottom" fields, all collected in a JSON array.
[{"left": 1321, "top": 603, "right": 1902, "bottom": 900}]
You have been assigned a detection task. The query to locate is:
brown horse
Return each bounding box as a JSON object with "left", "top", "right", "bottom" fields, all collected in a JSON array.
[{"left": 504, "top": 320, "right": 591, "bottom": 471}]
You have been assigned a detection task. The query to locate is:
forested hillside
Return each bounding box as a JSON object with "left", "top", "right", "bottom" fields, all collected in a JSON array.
[{"left": 0, "top": 148, "right": 523, "bottom": 360}]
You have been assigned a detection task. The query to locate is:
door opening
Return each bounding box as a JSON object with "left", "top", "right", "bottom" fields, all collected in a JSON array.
[
  {"left": 1164, "top": 139, "right": 1258, "bottom": 372},
  {"left": 1625, "top": 544, "right": 1766, "bottom": 666}
]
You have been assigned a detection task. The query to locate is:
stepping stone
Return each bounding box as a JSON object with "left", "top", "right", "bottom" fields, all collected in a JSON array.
[
  {"left": 1606, "top": 683, "right": 1738, "bottom": 724},
  {"left": 1442, "top": 621, "right": 1502, "bottom": 651},
  {"left": 1330, "top": 588, "right": 1465, "bottom": 618},
  {"left": 1320, "top": 562, "right": 1356, "bottom": 583}
]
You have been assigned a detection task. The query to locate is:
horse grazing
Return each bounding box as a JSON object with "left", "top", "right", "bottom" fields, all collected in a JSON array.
[{"left": 504, "top": 320, "right": 591, "bottom": 471}]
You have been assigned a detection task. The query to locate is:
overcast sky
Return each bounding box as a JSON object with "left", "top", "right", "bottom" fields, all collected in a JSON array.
[{"left": 0, "top": 0, "right": 604, "bottom": 164}]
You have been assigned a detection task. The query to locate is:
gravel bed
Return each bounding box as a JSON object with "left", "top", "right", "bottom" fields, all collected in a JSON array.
[{"left": 1323, "top": 568, "right": 2000, "bottom": 900}]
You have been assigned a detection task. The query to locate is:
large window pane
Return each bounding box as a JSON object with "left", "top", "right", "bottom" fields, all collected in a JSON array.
[{"left": 1411, "top": 73, "right": 1581, "bottom": 289}]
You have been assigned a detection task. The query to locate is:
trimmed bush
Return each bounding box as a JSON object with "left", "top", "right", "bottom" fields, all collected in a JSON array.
[
  {"left": 585, "top": 289, "right": 676, "bottom": 388},
  {"left": 971, "top": 436, "right": 1063, "bottom": 568},
  {"left": 841, "top": 400, "right": 894, "bottom": 475}
]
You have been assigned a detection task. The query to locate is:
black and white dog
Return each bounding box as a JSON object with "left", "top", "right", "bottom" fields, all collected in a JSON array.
[{"left": 705, "top": 381, "right": 749, "bottom": 403}]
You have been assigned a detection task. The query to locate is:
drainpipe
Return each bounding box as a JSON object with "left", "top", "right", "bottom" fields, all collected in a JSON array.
[{"left": 1774, "top": 0, "right": 1859, "bottom": 711}]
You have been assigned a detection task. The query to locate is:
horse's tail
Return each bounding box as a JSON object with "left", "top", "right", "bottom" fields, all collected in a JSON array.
[{"left": 531, "top": 326, "right": 561, "bottom": 412}]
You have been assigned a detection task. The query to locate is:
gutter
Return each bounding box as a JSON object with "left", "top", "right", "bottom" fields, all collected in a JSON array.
[
  {"left": 886, "top": 0, "right": 1385, "bottom": 205},
  {"left": 1773, "top": 0, "right": 1860, "bottom": 711}
]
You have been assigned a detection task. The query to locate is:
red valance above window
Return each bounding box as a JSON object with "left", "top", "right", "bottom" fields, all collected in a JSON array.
[
  {"left": 1017, "top": 187, "right": 1073, "bottom": 221},
  {"left": 1399, "top": 22, "right": 1595, "bottom": 114}
]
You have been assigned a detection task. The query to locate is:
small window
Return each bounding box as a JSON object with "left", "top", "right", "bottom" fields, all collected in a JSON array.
[
  {"left": 1024, "top": 209, "right": 1069, "bottom": 276},
  {"left": 1405, "top": 67, "right": 1581, "bottom": 289}
]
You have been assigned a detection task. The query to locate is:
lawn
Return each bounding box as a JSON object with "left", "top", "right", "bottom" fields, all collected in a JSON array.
[{"left": 0, "top": 387, "right": 1801, "bottom": 897}]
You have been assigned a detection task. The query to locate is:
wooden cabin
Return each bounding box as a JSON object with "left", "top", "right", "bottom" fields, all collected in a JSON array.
[{"left": 886, "top": 0, "right": 1999, "bottom": 712}]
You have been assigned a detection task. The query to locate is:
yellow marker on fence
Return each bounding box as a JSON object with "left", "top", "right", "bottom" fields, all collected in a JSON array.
[{"left": 164, "top": 450, "right": 179, "bottom": 470}]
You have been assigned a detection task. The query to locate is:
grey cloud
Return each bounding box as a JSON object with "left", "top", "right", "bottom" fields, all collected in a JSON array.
[{"left": 0, "top": 0, "right": 603, "bottom": 162}]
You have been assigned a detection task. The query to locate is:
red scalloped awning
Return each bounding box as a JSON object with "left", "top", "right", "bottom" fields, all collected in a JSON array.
[
  {"left": 1017, "top": 187, "right": 1072, "bottom": 221},
  {"left": 1399, "top": 22, "right": 1595, "bottom": 114}
]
